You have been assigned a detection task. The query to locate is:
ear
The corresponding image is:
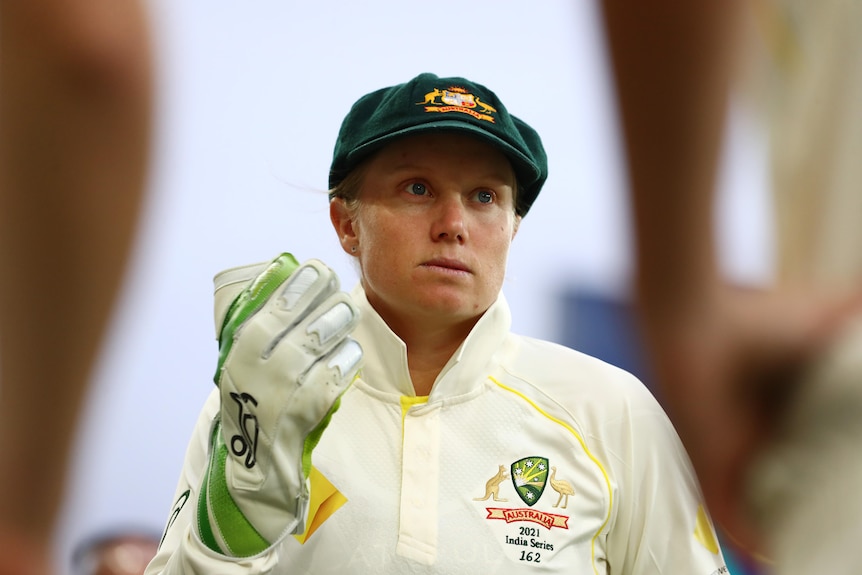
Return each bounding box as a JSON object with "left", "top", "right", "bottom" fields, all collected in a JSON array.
[{"left": 330, "top": 198, "right": 358, "bottom": 256}]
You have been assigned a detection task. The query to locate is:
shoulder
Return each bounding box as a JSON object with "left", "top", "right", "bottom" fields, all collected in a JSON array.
[
  {"left": 496, "top": 333, "right": 658, "bottom": 412},
  {"left": 494, "top": 337, "right": 703, "bottom": 496},
  {"left": 492, "top": 333, "right": 680, "bottom": 460}
]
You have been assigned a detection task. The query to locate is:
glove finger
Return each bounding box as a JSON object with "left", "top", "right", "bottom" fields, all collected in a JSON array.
[
  {"left": 264, "top": 290, "right": 359, "bottom": 364},
  {"left": 227, "top": 260, "right": 349, "bottom": 374},
  {"left": 287, "top": 337, "right": 363, "bottom": 427},
  {"left": 215, "top": 254, "right": 300, "bottom": 385},
  {"left": 324, "top": 336, "right": 363, "bottom": 384},
  {"left": 271, "top": 259, "right": 339, "bottom": 325}
]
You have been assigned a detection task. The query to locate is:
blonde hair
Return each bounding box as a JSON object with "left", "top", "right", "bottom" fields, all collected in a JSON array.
[
  {"left": 328, "top": 160, "right": 368, "bottom": 219},
  {"left": 328, "top": 157, "right": 521, "bottom": 217}
]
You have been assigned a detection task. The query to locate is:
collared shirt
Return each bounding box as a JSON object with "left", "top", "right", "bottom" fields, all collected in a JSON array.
[{"left": 147, "top": 281, "right": 727, "bottom": 575}]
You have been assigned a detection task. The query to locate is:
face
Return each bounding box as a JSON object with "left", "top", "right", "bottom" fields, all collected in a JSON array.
[{"left": 331, "top": 132, "right": 520, "bottom": 333}]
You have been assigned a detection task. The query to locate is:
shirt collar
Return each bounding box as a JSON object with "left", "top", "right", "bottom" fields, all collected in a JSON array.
[{"left": 350, "top": 284, "right": 511, "bottom": 398}]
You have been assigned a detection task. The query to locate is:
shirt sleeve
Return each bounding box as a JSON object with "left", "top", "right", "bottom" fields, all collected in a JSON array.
[{"left": 602, "top": 383, "right": 728, "bottom": 575}]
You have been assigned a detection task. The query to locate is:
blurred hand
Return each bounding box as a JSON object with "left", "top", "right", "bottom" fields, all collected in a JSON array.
[
  {"left": 0, "top": 529, "right": 52, "bottom": 575},
  {"left": 638, "top": 284, "right": 862, "bottom": 550}
]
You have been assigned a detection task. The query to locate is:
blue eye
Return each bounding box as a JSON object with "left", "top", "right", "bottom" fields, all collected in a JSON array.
[
  {"left": 407, "top": 182, "right": 428, "bottom": 196},
  {"left": 476, "top": 190, "right": 494, "bottom": 204}
]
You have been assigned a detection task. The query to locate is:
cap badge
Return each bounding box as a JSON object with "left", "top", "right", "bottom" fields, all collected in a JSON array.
[{"left": 417, "top": 85, "right": 496, "bottom": 123}]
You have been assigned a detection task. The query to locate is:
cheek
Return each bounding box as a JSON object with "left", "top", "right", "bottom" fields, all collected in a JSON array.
[
  {"left": 357, "top": 214, "right": 389, "bottom": 256},
  {"left": 355, "top": 216, "right": 403, "bottom": 281},
  {"left": 357, "top": 208, "right": 416, "bottom": 256},
  {"left": 481, "top": 227, "right": 514, "bottom": 281},
  {"left": 493, "top": 242, "right": 512, "bottom": 277}
]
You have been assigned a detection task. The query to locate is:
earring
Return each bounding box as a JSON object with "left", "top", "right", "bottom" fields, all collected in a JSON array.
[{"left": 350, "top": 245, "right": 357, "bottom": 253}]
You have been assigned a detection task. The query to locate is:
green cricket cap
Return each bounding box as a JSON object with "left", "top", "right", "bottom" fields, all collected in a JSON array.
[{"left": 329, "top": 73, "right": 548, "bottom": 217}]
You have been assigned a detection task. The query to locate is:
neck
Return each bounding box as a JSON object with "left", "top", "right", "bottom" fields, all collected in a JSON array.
[
  {"left": 410, "top": 322, "right": 475, "bottom": 396},
  {"left": 362, "top": 287, "right": 490, "bottom": 396},
  {"left": 388, "top": 313, "right": 477, "bottom": 396},
  {"left": 407, "top": 343, "right": 460, "bottom": 396}
]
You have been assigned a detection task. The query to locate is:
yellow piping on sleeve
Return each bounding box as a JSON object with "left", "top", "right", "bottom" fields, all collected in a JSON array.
[{"left": 490, "top": 376, "right": 613, "bottom": 575}]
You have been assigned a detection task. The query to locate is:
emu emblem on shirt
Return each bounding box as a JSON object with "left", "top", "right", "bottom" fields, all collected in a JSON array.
[{"left": 511, "top": 456, "right": 549, "bottom": 507}]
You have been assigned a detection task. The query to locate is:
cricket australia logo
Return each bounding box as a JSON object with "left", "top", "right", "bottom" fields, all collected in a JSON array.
[
  {"left": 229, "top": 391, "right": 259, "bottom": 469},
  {"left": 511, "top": 456, "right": 548, "bottom": 507},
  {"left": 417, "top": 85, "right": 497, "bottom": 123},
  {"left": 477, "top": 456, "right": 570, "bottom": 531}
]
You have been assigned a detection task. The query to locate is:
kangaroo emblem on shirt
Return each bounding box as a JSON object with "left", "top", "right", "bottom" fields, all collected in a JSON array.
[{"left": 474, "top": 465, "right": 509, "bottom": 502}]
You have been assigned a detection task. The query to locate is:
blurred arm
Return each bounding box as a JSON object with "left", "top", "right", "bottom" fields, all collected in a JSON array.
[
  {"left": 598, "top": 0, "right": 761, "bottom": 543},
  {"left": 599, "top": 1, "right": 862, "bottom": 549},
  {"left": 0, "top": 0, "right": 153, "bottom": 569},
  {"left": 600, "top": 0, "right": 739, "bottom": 324}
]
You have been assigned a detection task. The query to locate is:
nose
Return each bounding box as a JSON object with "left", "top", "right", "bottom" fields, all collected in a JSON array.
[{"left": 430, "top": 195, "right": 467, "bottom": 243}]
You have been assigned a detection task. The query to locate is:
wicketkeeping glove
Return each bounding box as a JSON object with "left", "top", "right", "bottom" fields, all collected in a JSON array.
[{"left": 196, "top": 253, "right": 362, "bottom": 557}]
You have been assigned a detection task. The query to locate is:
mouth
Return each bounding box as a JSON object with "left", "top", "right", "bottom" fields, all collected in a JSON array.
[{"left": 420, "top": 258, "right": 472, "bottom": 274}]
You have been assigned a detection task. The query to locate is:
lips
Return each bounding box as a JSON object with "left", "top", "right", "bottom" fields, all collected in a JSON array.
[{"left": 421, "top": 258, "right": 472, "bottom": 273}]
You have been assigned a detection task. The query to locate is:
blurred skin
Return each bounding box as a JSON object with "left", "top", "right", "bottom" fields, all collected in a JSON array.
[
  {"left": 0, "top": 1, "right": 152, "bottom": 573},
  {"left": 599, "top": 0, "right": 862, "bottom": 551},
  {"left": 79, "top": 535, "right": 159, "bottom": 575},
  {"left": 330, "top": 133, "right": 520, "bottom": 395}
]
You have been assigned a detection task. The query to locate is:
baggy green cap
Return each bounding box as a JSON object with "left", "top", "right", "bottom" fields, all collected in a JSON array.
[{"left": 328, "top": 73, "right": 548, "bottom": 217}]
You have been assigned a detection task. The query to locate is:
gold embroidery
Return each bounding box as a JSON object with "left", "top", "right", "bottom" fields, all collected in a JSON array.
[{"left": 474, "top": 465, "right": 509, "bottom": 502}]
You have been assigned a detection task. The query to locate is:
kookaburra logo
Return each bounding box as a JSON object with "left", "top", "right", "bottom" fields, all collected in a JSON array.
[{"left": 229, "top": 391, "right": 259, "bottom": 469}]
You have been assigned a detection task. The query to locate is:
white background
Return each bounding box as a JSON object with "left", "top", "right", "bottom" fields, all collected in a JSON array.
[{"left": 54, "top": 1, "right": 772, "bottom": 571}]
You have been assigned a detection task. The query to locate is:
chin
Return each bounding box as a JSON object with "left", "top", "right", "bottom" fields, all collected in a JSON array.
[{"left": 418, "top": 293, "right": 489, "bottom": 321}]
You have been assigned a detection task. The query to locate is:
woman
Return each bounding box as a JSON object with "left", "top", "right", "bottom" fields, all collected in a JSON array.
[{"left": 147, "top": 73, "right": 727, "bottom": 574}]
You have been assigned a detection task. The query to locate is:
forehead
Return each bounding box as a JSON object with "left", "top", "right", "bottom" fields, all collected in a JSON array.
[{"left": 367, "top": 132, "right": 516, "bottom": 180}]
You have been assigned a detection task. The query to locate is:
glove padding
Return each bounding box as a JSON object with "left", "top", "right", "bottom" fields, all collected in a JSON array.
[{"left": 196, "top": 253, "right": 362, "bottom": 557}]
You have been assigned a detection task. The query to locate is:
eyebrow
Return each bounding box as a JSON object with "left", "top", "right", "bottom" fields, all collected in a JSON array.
[{"left": 384, "top": 162, "right": 516, "bottom": 186}]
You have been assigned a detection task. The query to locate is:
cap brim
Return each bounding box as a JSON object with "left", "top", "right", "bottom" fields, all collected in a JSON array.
[{"left": 344, "top": 120, "right": 542, "bottom": 188}]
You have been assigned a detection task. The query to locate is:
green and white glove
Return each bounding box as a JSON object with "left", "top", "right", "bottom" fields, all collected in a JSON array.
[{"left": 196, "top": 253, "right": 362, "bottom": 557}]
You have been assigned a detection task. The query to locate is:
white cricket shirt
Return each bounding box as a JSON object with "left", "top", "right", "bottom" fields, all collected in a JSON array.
[{"left": 147, "top": 281, "right": 728, "bottom": 575}]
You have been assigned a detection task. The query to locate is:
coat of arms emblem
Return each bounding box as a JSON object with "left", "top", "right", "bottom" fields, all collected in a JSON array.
[{"left": 511, "top": 456, "right": 548, "bottom": 507}]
